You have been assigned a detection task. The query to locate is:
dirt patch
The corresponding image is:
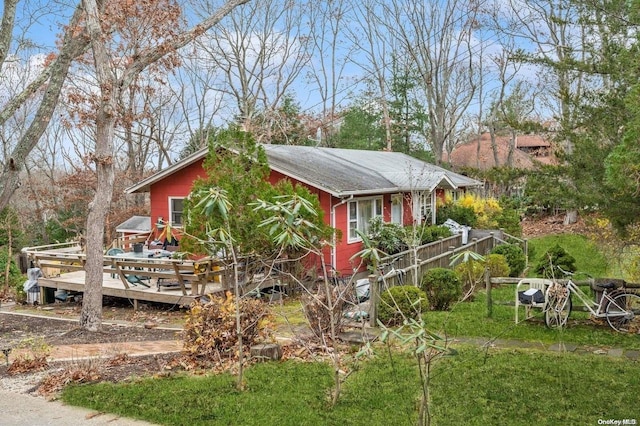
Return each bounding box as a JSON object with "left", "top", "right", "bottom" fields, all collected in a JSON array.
[
  {"left": 0, "top": 303, "right": 186, "bottom": 396},
  {"left": 521, "top": 213, "right": 590, "bottom": 239},
  {"left": 0, "top": 312, "right": 181, "bottom": 347}
]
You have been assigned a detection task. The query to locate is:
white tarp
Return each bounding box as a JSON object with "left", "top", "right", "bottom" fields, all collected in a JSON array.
[{"left": 443, "top": 219, "right": 471, "bottom": 244}]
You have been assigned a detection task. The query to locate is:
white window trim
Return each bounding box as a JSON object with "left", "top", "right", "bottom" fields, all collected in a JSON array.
[
  {"left": 446, "top": 189, "right": 462, "bottom": 202},
  {"left": 390, "top": 194, "right": 403, "bottom": 225},
  {"left": 168, "top": 196, "right": 185, "bottom": 227},
  {"left": 412, "top": 191, "right": 435, "bottom": 225},
  {"left": 347, "top": 196, "right": 383, "bottom": 243}
]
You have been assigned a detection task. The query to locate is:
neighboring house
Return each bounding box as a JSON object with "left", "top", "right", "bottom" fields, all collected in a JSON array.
[
  {"left": 445, "top": 133, "right": 556, "bottom": 170},
  {"left": 125, "top": 144, "right": 482, "bottom": 275}
]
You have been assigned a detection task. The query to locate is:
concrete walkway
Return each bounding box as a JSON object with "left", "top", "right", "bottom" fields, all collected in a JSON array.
[{"left": 0, "top": 390, "right": 156, "bottom": 426}]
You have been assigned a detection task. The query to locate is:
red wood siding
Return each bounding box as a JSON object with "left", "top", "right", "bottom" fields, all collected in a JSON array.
[
  {"left": 150, "top": 160, "right": 206, "bottom": 236},
  {"left": 148, "top": 159, "right": 424, "bottom": 275}
]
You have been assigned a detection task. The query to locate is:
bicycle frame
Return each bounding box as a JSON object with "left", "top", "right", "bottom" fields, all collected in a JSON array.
[
  {"left": 564, "top": 279, "right": 626, "bottom": 318},
  {"left": 377, "top": 259, "right": 406, "bottom": 289},
  {"left": 544, "top": 270, "right": 639, "bottom": 332}
]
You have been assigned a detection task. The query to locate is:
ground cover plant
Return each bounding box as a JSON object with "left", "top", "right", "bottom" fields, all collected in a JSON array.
[{"left": 61, "top": 347, "right": 640, "bottom": 425}]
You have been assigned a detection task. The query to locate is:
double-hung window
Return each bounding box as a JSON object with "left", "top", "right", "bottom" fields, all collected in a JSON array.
[
  {"left": 348, "top": 197, "right": 383, "bottom": 242},
  {"left": 390, "top": 194, "right": 403, "bottom": 225},
  {"left": 413, "top": 191, "right": 434, "bottom": 225},
  {"left": 169, "top": 197, "right": 184, "bottom": 226}
]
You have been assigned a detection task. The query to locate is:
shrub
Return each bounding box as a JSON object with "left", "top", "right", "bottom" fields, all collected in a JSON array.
[
  {"left": 491, "top": 244, "right": 526, "bottom": 277},
  {"left": 485, "top": 254, "right": 510, "bottom": 278},
  {"left": 378, "top": 285, "right": 429, "bottom": 326},
  {"left": 535, "top": 244, "right": 576, "bottom": 278},
  {"left": 496, "top": 206, "right": 523, "bottom": 237},
  {"left": 436, "top": 203, "right": 477, "bottom": 227},
  {"left": 183, "top": 292, "right": 272, "bottom": 365},
  {"left": 453, "top": 258, "right": 485, "bottom": 298},
  {"left": 368, "top": 217, "right": 407, "bottom": 255},
  {"left": 420, "top": 268, "right": 462, "bottom": 311},
  {"left": 0, "top": 248, "right": 24, "bottom": 299},
  {"left": 409, "top": 224, "right": 453, "bottom": 245}
]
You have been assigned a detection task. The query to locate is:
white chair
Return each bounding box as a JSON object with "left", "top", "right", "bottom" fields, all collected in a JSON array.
[{"left": 515, "top": 278, "right": 553, "bottom": 324}]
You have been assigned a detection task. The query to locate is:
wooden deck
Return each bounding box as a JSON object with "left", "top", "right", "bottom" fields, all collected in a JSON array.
[
  {"left": 22, "top": 239, "right": 231, "bottom": 307},
  {"left": 38, "top": 271, "right": 224, "bottom": 307},
  {"left": 22, "top": 239, "right": 287, "bottom": 308}
]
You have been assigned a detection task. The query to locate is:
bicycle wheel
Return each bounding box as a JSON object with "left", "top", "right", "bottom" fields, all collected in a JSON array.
[
  {"left": 544, "top": 284, "right": 572, "bottom": 329},
  {"left": 606, "top": 293, "right": 640, "bottom": 333}
]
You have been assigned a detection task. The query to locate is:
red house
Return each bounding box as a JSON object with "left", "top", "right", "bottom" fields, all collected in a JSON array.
[{"left": 125, "top": 145, "right": 481, "bottom": 275}]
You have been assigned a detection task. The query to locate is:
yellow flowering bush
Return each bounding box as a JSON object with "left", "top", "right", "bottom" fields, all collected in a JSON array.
[{"left": 455, "top": 194, "right": 503, "bottom": 229}]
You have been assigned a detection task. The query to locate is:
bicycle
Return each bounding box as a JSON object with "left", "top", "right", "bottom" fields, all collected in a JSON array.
[
  {"left": 377, "top": 257, "right": 406, "bottom": 289},
  {"left": 544, "top": 268, "right": 640, "bottom": 333},
  {"left": 351, "top": 258, "right": 407, "bottom": 304}
]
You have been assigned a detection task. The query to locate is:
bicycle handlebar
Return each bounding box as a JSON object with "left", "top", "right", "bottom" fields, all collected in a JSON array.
[
  {"left": 377, "top": 257, "right": 401, "bottom": 270},
  {"left": 556, "top": 266, "right": 592, "bottom": 279}
]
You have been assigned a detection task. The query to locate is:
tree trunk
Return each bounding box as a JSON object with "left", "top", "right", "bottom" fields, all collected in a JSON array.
[
  {"left": 78, "top": 0, "right": 249, "bottom": 331},
  {"left": 80, "top": 0, "right": 117, "bottom": 332}
]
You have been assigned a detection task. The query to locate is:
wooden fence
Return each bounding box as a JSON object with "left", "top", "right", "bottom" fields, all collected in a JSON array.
[{"left": 377, "top": 233, "right": 499, "bottom": 289}]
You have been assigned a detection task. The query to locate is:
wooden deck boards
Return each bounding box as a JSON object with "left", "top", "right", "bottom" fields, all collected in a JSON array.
[
  {"left": 38, "top": 271, "right": 226, "bottom": 306},
  {"left": 23, "top": 241, "right": 289, "bottom": 308}
]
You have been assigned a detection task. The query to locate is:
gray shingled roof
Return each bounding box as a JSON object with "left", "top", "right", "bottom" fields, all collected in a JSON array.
[
  {"left": 126, "top": 144, "right": 481, "bottom": 196},
  {"left": 263, "top": 145, "right": 480, "bottom": 196}
]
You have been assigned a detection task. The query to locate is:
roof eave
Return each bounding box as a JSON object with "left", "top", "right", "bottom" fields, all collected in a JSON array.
[{"left": 125, "top": 148, "right": 209, "bottom": 194}]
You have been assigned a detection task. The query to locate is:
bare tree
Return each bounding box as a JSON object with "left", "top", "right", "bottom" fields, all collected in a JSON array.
[
  {"left": 193, "top": 0, "right": 312, "bottom": 140},
  {"left": 169, "top": 47, "right": 228, "bottom": 157},
  {"left": 485, "top": 41, "right": 523, "bottom": 167},
  {"left": 380, "top": 0, "right": 480, "bottom": 164},
  {"left": 491, "top": 0, "right": 587, "bottom": 130},
  {"left": 80, "top": 0, "right": 249, "bottom": 331},
  {"left": 348, "top": 0, "right": 394, "bottom": 151},
  {"left": 0, "top": 3, "right": 90, "bottom": 211},
  {"left": 305, "top": 0, "right": 357, "bottom": 146}
]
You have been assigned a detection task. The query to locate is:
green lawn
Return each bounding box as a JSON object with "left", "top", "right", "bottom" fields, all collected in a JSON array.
[
  {"left": 527, "top": 233, "right": 612, "bottom": 278},
  {"left": 62, "top": 348, "right": 640, "bottom": 425},
  {"left": 60, "top": 232, "right": 640, "bottom": 424},
  {"left": 428, "top": 285, "right": 640, "bottom": 349}
]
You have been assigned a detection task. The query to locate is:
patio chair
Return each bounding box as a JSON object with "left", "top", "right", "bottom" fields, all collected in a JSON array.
[
  {"left": 515, "top": 278, "right": 553, "bottom": 324},
  {"left": 106, "top": 248, "right": 125, "bottom": 278},
  {"left": 125, "top": 273, "right": 151, "bottom": 288}
]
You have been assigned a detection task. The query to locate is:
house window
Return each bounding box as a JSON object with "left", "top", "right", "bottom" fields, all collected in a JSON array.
[
  {"left": 391, "top": 194, "right": 403, "bottom": 225},
  {"left": 348, "top": 197, "right": 383, "bottom": 242},
  {"left": 169, "top": 197, "right": 184, "bottom": 226},
  {"left": 414, "top": 192, "right": 434, "bottom": 225},
  {"left": 445, "top": 189, "right": 461, "bottom": 202}
]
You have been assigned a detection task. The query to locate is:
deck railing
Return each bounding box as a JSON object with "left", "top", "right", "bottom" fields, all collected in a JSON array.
[
  {"left": 376, "top": 233, "right": 498, "bottom": 288},
  {"left": 21, "top": 242, "right": 227, "bottom": 296}
]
